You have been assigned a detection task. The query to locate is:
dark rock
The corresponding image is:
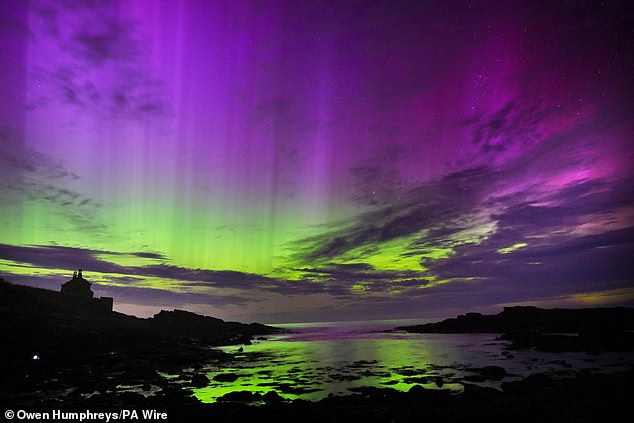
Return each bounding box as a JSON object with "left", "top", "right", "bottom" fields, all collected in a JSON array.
[
  {"left": 407, "top": 384, "right": 426, "bottom": 395},
  {"left": 395, "top": 368, "right": 419, "bottom": 376},
  {"left": 262, "top": 391, "right": 283, "bottom": 402},
  {"left": 402, "top": 376, "right": 430, "bottom": 384},
  {"left": 330, "top": 373, "right": 361, "bottom": 381},
  {"left": 157, "top": 384, "right": 190, "bottom": 400},
  {"left": 466, "top": 366, "right": 507, "bottom": 381},
  {"left": 407, "top": 383, "right": 452, "bottom": 404},
  {"left": 123, "top": 358, "right": 157, "bottom": 379},
  {"left": 380, "top": 379, "right": 399, "bottom": 385},
  {"left": 191, "top": 374, "right": 210, "bottom": 388},
  {"left": 500, "top": 331, "right": 634, "bottom": 353},
  {"left": 398, "top": 306, "right": 634, "bottom": 342},
  {"left": 480, "top": 366, "right": 507, "bottom": 380},
  {"left": 551, "top": 360, "right": 573, "bottom": 369},
  {"left": 213, "top": 373, "right": 240, "bottom": 383},
  {"left": 274, "top": 384, "right": 320, "bottom": 395},
  {"left": 218, "top": 390, "right": 262, "bottom": 402}
]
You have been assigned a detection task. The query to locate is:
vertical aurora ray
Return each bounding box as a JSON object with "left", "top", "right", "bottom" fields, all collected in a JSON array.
[{"left": 0, "top": 1, "right": 632, "bottom": 321}]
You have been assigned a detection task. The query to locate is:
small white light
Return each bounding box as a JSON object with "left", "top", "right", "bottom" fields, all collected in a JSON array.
[{"left": 32, "top": 354, "right": 40, "bottom": 360}]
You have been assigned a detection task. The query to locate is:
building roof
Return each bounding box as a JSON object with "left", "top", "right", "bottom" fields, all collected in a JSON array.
[{"left": 61, "top": 269, "right": 93, "bottom": 298}]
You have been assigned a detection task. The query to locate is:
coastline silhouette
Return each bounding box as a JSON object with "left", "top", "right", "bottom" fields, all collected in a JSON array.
[{"left": 1, "top": 276, "right": 632, "bottom": 422}]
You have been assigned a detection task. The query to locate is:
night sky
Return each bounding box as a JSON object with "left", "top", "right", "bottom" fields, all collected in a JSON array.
[{"left": 1, "top": 0, "right": 633, "bottom": 323}]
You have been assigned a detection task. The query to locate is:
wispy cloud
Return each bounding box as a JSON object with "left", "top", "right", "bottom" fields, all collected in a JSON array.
[
  {"left": 0, "top": 243, "right": 319, "bottom": 296},
  {"left": 29, "top": 0, "right": 169, "bottom": 121},
  {"left": 0, "top": 146, "right": 105, "bottom": 235},
  {"left": 288, "top": 114, "right": 634, "bottom": 303}
]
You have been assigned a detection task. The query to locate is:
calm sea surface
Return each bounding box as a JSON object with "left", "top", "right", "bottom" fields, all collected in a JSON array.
[{"left": 192, "top": 319, "right": 633, "bottom": 403}]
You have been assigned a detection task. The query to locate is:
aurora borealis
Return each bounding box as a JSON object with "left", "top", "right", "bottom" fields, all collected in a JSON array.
[{"left": 1, "top": 0, "right": 633, "bottom": 322}]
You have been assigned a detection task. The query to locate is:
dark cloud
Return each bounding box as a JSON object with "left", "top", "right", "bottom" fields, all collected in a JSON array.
[
  {"left": 29, "top": 0, "right": 168, "bottom": 120},
  {"left": 306, "top": 236, "right": 351, "bottom": 262},
  {"left": 134, "top": 264, "right": 279, "bottom": 290},
  {"left": 0, "top": 271, "right": 249, "bottom": 309},
  {"left": 297, "top": 263, "right": 429, "bottom": 287},
  {"left": 93, "top": 284, "right": 249, "bottom": 308},
  {"left": 0, "top": 241, "right": 436, "bottom": 303},
  {"left": 504, "top": 181, "right": 633, "bottom": 242},
  {"left": 296, "top": 166, "right": 493, "bottom": 264},
  {"left": 350, "top": 144, "right": 406, "bottom": 206},
  {"left": 70, "top": 19, "right": 140, "bottom": 66},
  {"left": 291, "top": 121, "right": 634, "bottom": 302},
  {"left": 0, "top": 146, "right": 104, "bottom": 235},
  {"left": 429, "top": 231, "right": 634, "bottom": 294},
  {"left": 132, "top": 251, "right": 167, "bottom": 260},
  {"left": 0, "top": 243, "right": 323, "bottom": 296},
  {"left": 0, "top": 244, "right": 127, "bottom": 274},
  {"left": 468, "top": 100, "right": 550, "bottom": 156},
  {"left": 423, "top": 189, "right": 634, "bottom": 303},
  {"left": 0, "top": 148, "right": 79, "bottom": 183}
]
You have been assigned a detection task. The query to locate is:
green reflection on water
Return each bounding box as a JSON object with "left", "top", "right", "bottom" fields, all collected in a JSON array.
[{"left": 193, "top": 333, "right": 466, "bottom": 403}]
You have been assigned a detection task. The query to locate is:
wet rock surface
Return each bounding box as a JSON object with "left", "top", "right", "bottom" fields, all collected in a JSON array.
[{"left": 1, "top": 369, "right": 630, "bottom": 423}]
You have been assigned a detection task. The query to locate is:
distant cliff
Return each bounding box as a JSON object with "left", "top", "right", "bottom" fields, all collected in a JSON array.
[
  {"left": 397, "top": 306, "right": 634, "bottom": 353},
  {"left": 398, "top": 306, "right": 634, "bottom": 333}
]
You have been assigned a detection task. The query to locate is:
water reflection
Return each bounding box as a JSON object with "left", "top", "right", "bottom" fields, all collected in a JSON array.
[{"left": 193, "top": 320, "right": 633, "bottom": 403}]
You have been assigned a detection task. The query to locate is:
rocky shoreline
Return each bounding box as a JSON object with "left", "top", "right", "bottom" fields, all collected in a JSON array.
[
  {"left": 2, "top": 282, "right": 633, "bottom": 422},
  {"left": 2, "top": 368, "right": 631, "bottom": 422},
  {"left": 0, "top": 280, "right": 282, "bottom": 411}
]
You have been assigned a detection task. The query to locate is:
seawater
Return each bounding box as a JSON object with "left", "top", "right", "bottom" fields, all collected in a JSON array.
[{"left": 193, "top": 319, "right": 633, "bottom": 403}]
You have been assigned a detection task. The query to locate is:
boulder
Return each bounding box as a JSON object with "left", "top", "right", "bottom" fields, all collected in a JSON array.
[
  {"left": 213, "top": 373, "right": 240, "bottom": 383},
  {"left": 191, "top": 373, "right": 210, "bottom": 388}
]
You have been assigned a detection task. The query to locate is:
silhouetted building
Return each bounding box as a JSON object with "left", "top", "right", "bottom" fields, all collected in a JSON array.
[
  {"left": 61, "top": 269, "right": 93, "bottom": 298},
  {"left": 60, "top": 269, "right": 113, "bottom": 312}
]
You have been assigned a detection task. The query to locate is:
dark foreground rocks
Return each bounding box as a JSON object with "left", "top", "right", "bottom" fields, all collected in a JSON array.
[
  {"left": 464, "top": 365, "right": 507, "bottom": 382},
  {"left": 0, "top": 279, "right": 285, "bottom": 407},
  {"left": 1, "top": 369, "right": 630, "bottom": 423},
  {"left": 2, "top": 282, "right": 632, "bottom": 422}
]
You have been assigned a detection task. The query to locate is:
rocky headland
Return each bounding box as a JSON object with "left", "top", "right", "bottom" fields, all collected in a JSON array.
[{"left": 397, "top": 306, "right": 634, "bottom": 353}]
